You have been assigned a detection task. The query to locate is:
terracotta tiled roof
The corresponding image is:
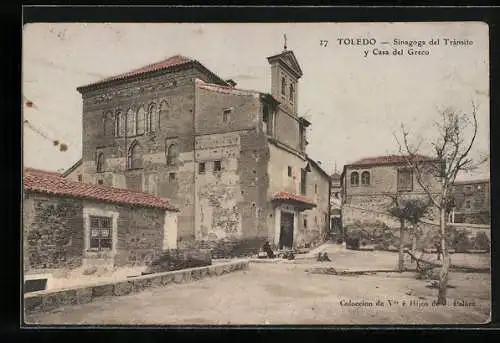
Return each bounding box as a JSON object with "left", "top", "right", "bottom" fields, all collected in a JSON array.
[
  {"left": 348, "top": 154, "right": 436, "bottom": 166},
  {"left": 80, "top": 55, "right": 194, "bottom": 89},
  {"left": 272, "top": 191, "right": 316, "bottom": 206},
  {"left": 195, "top": 79, "right": 280, "bottom": 103},
  {"left": 23, "top": 169, "right": 178, "bottom": 211},
  {"left": 24, "top": 168, "right": 63, "bottom": 177}
]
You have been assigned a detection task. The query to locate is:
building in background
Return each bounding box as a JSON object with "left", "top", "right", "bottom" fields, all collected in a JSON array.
[
  {"left": 450, "top": 179, "right": 490, "bottom": 225},
  {"left": 341, "top": 154, "right": 442, "bottom": 231},
  {"left": 65, "top": 48, "right": 330, "bottom": 249}
]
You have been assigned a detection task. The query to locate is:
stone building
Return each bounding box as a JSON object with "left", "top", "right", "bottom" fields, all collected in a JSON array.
[
  {"left": 451, "top": 179, "right": 490, "bottom": 225},
  {"left": 23, "top": 168, "right": 179, "bottom": 289},
  {"left": 341, "top": 154, "right": 442, "bottom": 231},
  {"left": 66, "top": 49, "right": 330, "bottom": 249}
]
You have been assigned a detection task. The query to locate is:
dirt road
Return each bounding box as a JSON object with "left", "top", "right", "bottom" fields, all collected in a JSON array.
[{"left": 25, "top": 258, "right": 490, "bottom": 325}]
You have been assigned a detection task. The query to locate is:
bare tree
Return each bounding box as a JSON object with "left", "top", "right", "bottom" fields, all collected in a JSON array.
[
  {"left": 389, "top": 196, "right": 431, "bottom": 272},
  {"left": 394, "top": 101, "right": 485, "bottom": 305}
]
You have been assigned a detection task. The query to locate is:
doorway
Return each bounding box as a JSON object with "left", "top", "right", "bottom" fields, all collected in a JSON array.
[{"left": 279, "top": 211, "right": 294, "bottom": 249}]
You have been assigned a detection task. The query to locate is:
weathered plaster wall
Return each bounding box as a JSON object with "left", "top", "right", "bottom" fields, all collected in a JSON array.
[{"left": 194, "top": 85, "right": 269, "bottom": 240}]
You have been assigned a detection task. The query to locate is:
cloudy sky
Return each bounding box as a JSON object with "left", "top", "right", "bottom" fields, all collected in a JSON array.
[{"left": 23, "top": 22, "right": 489, "bottom": 180}]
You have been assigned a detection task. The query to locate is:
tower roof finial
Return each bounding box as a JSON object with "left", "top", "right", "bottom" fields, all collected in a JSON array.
[{"left": 283, "top": 33, "right": 287, "bottom": 51}]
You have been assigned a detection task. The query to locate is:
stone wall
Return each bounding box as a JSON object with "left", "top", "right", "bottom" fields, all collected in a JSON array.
[
  {"left": 23, "top": 193, "right": 85, "bottom": 272},
  {"left": 114, "top": 203, "right": 166, "bottom": 267},
  {"left": 343, "top": 162, "right": 441, "bottom": 197},
  {"left": 24, "top": 260, "right": 249, "bottom": 316},
  {"left": 23, "top": 192, "right": 174, "bottom": 274}
]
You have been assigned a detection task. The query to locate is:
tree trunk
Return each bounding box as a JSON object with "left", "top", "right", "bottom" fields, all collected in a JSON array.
[
  {"left": 398, "top": 220, "right": 405, "bottom": 272},
  {"left": 437, "top": 207, "right": 449, "bottom": 305}
]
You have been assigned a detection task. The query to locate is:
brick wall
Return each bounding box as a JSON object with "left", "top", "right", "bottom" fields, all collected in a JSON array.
[{"left": 79, "top": 67, "right": 206, "bottom": 240}]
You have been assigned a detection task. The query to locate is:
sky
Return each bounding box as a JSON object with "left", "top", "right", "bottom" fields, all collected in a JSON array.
[{"left": 22, "top": 22, "right": 490, "bottom": 181}]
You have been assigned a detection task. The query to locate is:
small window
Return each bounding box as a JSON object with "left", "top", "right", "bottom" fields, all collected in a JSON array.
[
  {"left": 289, "top": 83, "right": 295, "bottom": 103},
  {"left": 223, "top": 108, "right": 232, "bottom": 122},
  {"left": 166, "top": 143, "right": 178, "bottom": 166},
  {"left": 465, "top": 200, "right": 471, "bottom": 209},
  {"left": 464, "top": 185, "right": 473, "bottom": 194},
  {"left": 199, "top": 162, "right": 206, "bottom": 174},
  {"left": 97, "top": 179, "right": 103, "bottom": 185},
  {"left": 77, "top": 174, "right": 83, "bottom": 182},
  {"left": 214, "top": 160, "right": 222, "bottom": 172},
  {"left": 281, "top": 76, "right": 286, "bottom": 96},
  {"left": 96, "top": 152, "right": 104, "bottom": 173},
  {"left": 89, "top": 215, "right": 112, "bottom": 251},
  {"left": 350, "top": 171, "right": 359, "bottom": 186},
  {"left": 288, "top": 166, "right": 292, "bottom": 177},
  {"left": 304, "top": 219, "right": 308, "bottom": 229},
  {"left": 361, "top": 171, "right": 370, "bottom": 186},
  {"left": 334, "top": 192, "right": 339, "bottom": 199},
  {"left": 169, "top": 172, "right": 176, "bottom": 183},
  {"left": 315, "top": 184, "right": 318, "bottom": 194}
]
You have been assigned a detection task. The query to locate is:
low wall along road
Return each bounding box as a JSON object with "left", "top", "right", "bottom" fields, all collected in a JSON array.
[{"left": 24, "top": 260, "right": 249, "bottom": 316}]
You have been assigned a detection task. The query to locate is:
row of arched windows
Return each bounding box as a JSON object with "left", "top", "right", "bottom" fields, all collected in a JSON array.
[
  {"left": 95, "top": 138, "right": 179, "bottom": 172},
  {"left": 103, "top": 100, "right": 169, "bottom": 138},
  {"left": 350, "top": 171, "right": 371, "bottom": 186}
]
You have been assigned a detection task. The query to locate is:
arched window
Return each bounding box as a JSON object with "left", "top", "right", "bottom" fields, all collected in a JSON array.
[
  {"left": 289, "top": 83, "right": 295, "bottom": 102},
  {"left": 361, "top": 171, "right": 370, "bottom": 186},
  {"left": 103, "top": 111, "right": 113, "bottom": 136},
  {"left": 159, "top": 100, "right": 168, "bottom": 131},
  {"left": 126, "top": 108, "right": 136, "bottom": 136},
  {"left": 166, "top": 143, "right": 178, "bottom": 165},
  {"left": 118, "top": 111, "right": 126, "bottom": 137},
  {"left": 114, "top": 112, "right": 120, "bottom": 137},
  {"left": 350, "top": 171, "right": 359, "bottom": 186},
  {"left": 136, "top": 106, "right": 145, "bottom": 135},
  {"left": 147, "top": 103, "right": 156, "bottom": 133},
  {"left": 128, "top": 141, "right": 142, "bottom": 169},
  {"left": 96, "top": 152, "right": 104, "bottom": 173},
  {"left": 281, "top": 77, "right": 286, "bottom": 96}
]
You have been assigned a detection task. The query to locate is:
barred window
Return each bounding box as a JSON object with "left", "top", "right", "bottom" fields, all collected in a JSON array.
[
  {"left": 214, "top": 160, "right": 222, "bottom": 172},
  {"left": 89, "top": 216, "right": 112, "bottom": 251}
]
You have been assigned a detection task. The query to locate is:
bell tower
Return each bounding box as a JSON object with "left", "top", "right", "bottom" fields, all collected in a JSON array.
[{"left": 267, "top": 36, "right": 303, "bottom": 116}]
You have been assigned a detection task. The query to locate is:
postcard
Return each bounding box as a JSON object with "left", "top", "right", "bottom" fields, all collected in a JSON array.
[{"left": 22, "top": 21, "right": 490, "bottom": 325}]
